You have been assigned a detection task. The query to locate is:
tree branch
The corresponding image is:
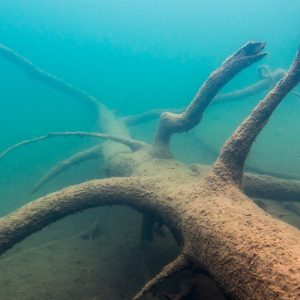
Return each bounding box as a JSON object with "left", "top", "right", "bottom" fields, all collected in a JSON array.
[
  {"left": 190, "top": 135, "right": 300, "bottom": 180},
  {"left": 0, "top": 177, "right": 161, "bottom": 255},
  {"left": 214, "top": 68, "right": 284, "bottom": 103},
  {"left": 122, "top": 67, "right": 284, "bottom": 127},
  {"left": 152, "top": 41, "right": 267, "bottom": 153},
  {"left": 213, "top": 46, "right": 300, "bottom": 185},
  {"left": 243, "top": 173, "right": 300, "bottom": 202},
  {"left": 0, "top": 131, "right": 147, "bottom": 161},
  {"left": 0, "top": 43, "right": 136, "bottom": 141},
  {"left": 31, "top": 145, "right": 103, "bottom": 193},
  {"left": 0, "top": 44, "right": 100, "bottom": 109},
  {"left": 190, "top": 163, "right": 300, "bottom": 202}
]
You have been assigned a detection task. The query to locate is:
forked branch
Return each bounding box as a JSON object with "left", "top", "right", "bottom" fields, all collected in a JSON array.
[
  {"left": 153, "top": 41, "right": 267, "bottom": 151},
  {"left": 0, "top": 131, "right": 147, "bottom": 160},
  {"left": 213, "top": 46, "right": 300, "bottom": 185}
]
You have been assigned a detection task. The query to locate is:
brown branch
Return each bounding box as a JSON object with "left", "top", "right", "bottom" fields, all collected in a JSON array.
[
  {"left": 214, "top": 68, "right": 284, "bottom": 103},
  {"left": 0, "top": 131, "right": 147, "bottom": 160},
  {"left": 1, "top": 41, "right": 300, "bottom": 300},
  {"left": 0, "top": 177, "right": 161, "bottom": 255},
  {"left": 0, "top": 44, "right": 137, "bottom": 140},
  {"left": 190, "top": 163, "right": 300, "bottom": 202},
  {"left": 243, "top": 173, "right": 300, "bottom": 202},
  {"left": 133, "top": 254, "right": 190, "bottom": 300},
  {"left": 190, "top": 135, "right": 300, "bottom": 180},
  {"left": 0, "top": 43, "right": 140, "bottom": 165},
  {"left": 31, "top": 145, "right": 103, "bottom": 194},
  {"left": 213, "top": 46, "right": 300, "bottom": 186},
  {"left": 0, "top": 44, "right": 100, "bottom": 109},
  {"left": 152, "top": 41, "right": 267, "bottom": 154},
  {"left": 122, "top": 67, "right": 284, "bottom": 127}
]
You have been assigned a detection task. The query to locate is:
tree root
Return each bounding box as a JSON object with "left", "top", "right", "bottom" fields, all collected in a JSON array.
[
  {"left": 153, "top": 41, "right": 267, "bottom": 152},
  {"left": 243, "top": 173, "right": 300, "bottom": 202},
  {"left": 0, "top": 131, "right": 147, "bottom": 161},
  {"left": 31, "top": 145, "right": 103, "bottom": 193},
  {"left": 190, "top": 163, "right": 300, "bottom": 202},
  {"left": 122, "top": 67, "right": 284, "bottom": 127},
  {"left": 213, "top": 45, "right": 300, "bottom": 185},
  {"left": 0, "top": 177, "right": 161, "bottom": 255},
  {"left": 133, "top": 254, "right": 190, "bottom": 300},
  {"left": 1, "top": 41, "right": 300, "bottom": 300},
  {"left": 189, "top": 135, "right": 300, "bottom": 181}
]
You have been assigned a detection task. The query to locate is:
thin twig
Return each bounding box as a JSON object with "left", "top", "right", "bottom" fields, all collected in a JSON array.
[{"left": 0, "top": 131, "right": 147, "bottom": 160}]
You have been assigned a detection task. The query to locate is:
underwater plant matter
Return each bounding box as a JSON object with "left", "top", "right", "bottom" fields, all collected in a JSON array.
[{"left": 0, "top": 41, "right": 300, "bottom": 299}]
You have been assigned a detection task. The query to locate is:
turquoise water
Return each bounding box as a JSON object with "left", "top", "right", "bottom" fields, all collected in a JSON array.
[
  {"left": 1, "top": 0, "right": 300, "bottom": 212},
  {"left": 0, "top": 2, "right": 300, "bottom": 298}
]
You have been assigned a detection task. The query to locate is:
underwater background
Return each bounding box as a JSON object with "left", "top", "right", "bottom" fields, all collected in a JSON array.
[{"left": 0, "top": 1, "right": 300, "bottom": 299}]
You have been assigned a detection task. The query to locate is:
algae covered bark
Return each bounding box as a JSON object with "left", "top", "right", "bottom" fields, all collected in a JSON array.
[{"left": 0, "top": 41, "right": 300, "bottom": 299}]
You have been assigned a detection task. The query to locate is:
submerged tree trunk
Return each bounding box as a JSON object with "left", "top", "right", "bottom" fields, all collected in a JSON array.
[{"left": 0, "top": 41, "right": 300, "bottom": 300}]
